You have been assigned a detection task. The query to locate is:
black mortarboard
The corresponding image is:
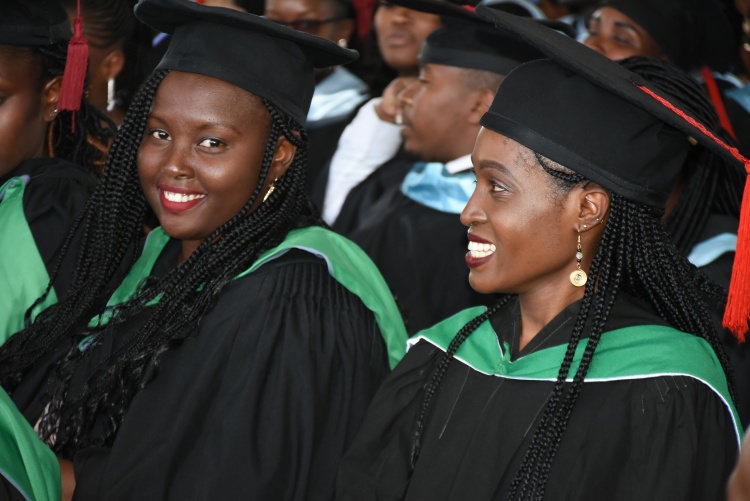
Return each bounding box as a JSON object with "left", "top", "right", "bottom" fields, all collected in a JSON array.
[
  {"left": 134, "top": 0, "right": 358, "bottom": 126},
  {"left": 0, "top": 0, "right": 71, "bottom": 46},
  {"left": 601, "top": 0, "right": 736, "bottom": 72},
  {"left": 389, "top": 0, "right": 551, "bottom": 75},
  {"left": 475, "top": 5, "right": 750, "bottom": 339}
]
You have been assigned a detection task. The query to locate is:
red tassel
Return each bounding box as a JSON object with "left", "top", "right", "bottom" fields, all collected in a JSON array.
[
  {"left": 353, "top": 0, "right": 375, "bottom": 41},
  {"left": 724, "top": 174, "right": 750, "bottom": 342},
  {"left": 58, "top": 15, "right": 88, "bottom": 132},
  {"left": 700, "top": 66, "right": 738, "bottom": 143},
  {"left": 635, "top": 82, "right": 750, "bottom": 341}
]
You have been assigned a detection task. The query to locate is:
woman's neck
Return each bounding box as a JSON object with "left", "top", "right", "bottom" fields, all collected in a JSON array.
[{"left": 517, "top": 284, "right": 585, "bottom": 351}]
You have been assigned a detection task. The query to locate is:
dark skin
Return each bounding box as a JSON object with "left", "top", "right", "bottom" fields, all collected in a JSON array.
[
  {"left": 373, "top": 1, "right": 440, "bottom": 76},
  {"left": 583, "top": 6, "right": 667, "bottom": 61},
  {"left": 264, "top": 0, "right": 354, "bottom": 82},
  {"left": 138, "top": 71, "right": 296, "bottom": 265},
  {"left": 0, "top": 46, "right": 61, "bottom": 178},
  {"left": 462, "top": 129, "right": 609, "bottom": 350},
  {"left": 57, "top": 71, "right": 298, "bottom": 495},
  {"left": 397, "top": 63, "right": 496, "bottom": 163}
]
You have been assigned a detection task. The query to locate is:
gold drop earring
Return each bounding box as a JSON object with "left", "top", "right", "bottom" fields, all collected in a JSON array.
[
  {"left": 263, "top": 178, "right": 278, "bottom": 202},
  {"left": 570, "top": 232, "right": 587, "bottom": 287}
]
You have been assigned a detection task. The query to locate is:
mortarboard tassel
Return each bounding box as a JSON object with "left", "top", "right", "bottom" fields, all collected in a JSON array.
[
  {"left": 57, "top": 1, "right": 88, "bottom": 132},
  {"left": 353, "top": 0, "right": 374, "bottom": 41},
  {"left": 635, "top": 82, "right": 750, "bottom": 341}
]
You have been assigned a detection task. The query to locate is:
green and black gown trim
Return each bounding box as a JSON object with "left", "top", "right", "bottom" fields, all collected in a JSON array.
[
  {"left": 337, "top": 294, "right": 740, "bottom": 500},
  {"left": 89, "top": 224, "right": 407, "bottom": 368},
  {"left": 43, "top": 224, "right": 408, "bottom": 500},
  {"left": 0, "top": 159, "right": 94, "bottom": 345},
  {"left": 0, "top": 387, "right": 60, "bottom": 501}
]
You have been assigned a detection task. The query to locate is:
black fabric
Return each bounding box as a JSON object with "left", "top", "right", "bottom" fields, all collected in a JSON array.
[
  {"left": 332, "top": 150, "right": 417, "bottom": 236},
  {"left": 420, "top": 17, "right": 546, "bottom": 74},
  {"left": 480, "top": 59, "right": 689, "bottom": 209},
  {"left": 475, "top": 6, "right": 747, "bottom": 195},
  {"left": 135, "top": 0, "right": 358, "bottom": 126},
  {"left": 0, "top": 477, "right": 26, "bottom": 501},
  {"left": 32, "top": 246, "right": 390, "bottom": 500},
  {"left": 725, "top": 92, "right": 750, "bottom": 157},
  {"left": 347, "top": 192, "right": 494, "bottom": 334},
  {"left": 603, "top": 0, "right": 737, "bottom": 73},
  {"left": 0, "top": 0, "right": 71, "bottom": 46},
  {"left": 336, "top": 294, "right": 738, "bottom": 500},
  {"left": 0, "top": 158, "right": 95, "bottom": 302}
]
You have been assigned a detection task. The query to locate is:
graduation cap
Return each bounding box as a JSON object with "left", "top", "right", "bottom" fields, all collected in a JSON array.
[
  {"left": 601, "top": 0, "right": 736, "bottom": 73},
  {"left": 0, "top": 0, "right": 87, "bottom": 116},
  {"left": 389, "top": 0, "right": 558, "bottom": 75},
  {"left": 134, "top": 0, "right": 358, "bottom": 126},
  {"left": 0, "top": 0, "right": 71, "bottom": 45},
  {"left": 474, "top": 5, "right": 750, "bottom": 339}
]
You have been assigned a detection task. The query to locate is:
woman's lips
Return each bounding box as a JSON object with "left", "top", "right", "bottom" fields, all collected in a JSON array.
[
  {"left": 158, "top": 186, "right": 207, "bottom": 213},
  {"left": 466, "top": 234, "right": 496, "bottom": 268}
]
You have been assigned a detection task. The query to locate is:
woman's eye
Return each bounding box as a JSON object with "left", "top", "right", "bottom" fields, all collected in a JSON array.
[
  {"left": 198, "top": 138, "right": 224, "bottom": 148},
  {"left": 490, "top": 181, "right": 507, "bottom": 193},
  {"left": 149, "top": 129, "right": 170, "bottom": 141}
]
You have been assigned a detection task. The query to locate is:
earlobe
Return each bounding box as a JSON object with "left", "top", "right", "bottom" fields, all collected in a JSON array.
[{"left": 42, "top": 76, "right": 63, "bottom": 123}]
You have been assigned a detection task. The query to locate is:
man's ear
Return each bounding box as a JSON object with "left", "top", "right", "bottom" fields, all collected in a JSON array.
[
  {"left": 467, "top": 87, "right": 498, "bottom": 125},
  {"left": 42, "top": 76, "right": 63, "bottom": 123}
]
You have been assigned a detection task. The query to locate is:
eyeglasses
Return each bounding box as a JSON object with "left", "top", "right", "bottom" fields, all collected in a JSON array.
[{"left": 266, "top": 16, "right": 348, "bottom": 35}]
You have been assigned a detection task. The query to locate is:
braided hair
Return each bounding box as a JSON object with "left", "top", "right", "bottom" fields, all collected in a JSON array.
[
  {"left": 29, "top": 40, "right": 116, "bottom": 178},
  {"left": 618, "top": 57, "right": 745, "bottom": 256},
  {"left": 407, "top": 146, "right": 736, "bottom": 501},
  {"left": 0, "top": 69, "right": 318, "bottom": 457}
]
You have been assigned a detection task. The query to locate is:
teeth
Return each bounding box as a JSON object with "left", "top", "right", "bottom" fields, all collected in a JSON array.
[
  {"left": 163, "top": 191, "right": 206, "bottom": 203},
  {"left": 467, "top": 241, "right": 496, "bottom": 258}
]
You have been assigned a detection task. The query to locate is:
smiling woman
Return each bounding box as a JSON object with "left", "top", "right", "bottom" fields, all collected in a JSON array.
[
  {"left": 0, "top": 0, "right": 407, "bottom": 499},
  {"left": 335, "top": 7, "right": 749, "bottom": 501}
]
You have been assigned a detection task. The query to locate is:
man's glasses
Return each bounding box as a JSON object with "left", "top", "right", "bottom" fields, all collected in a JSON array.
[{"left": 266, "top": 16, "right": 347, "bottom": 35}]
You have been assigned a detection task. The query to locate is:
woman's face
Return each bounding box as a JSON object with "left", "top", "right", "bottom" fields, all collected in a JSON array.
[
  {"left": 461, "top": 129, "right": 580, "bottom": 295},
  {"left": 0, "top": 46, "right": 58, "bottom": 177},
  {"left": 374, "top": 1, "right": 440, "bottom": 74},
  {"left": 138, "top": 71, "right": 285, "bottom": 259},
  {"left": 583, "top": 6, "right": 667, "bottom": 61},
  {"left": 265, "top": 0, "right": 353, "bottom": 44}
]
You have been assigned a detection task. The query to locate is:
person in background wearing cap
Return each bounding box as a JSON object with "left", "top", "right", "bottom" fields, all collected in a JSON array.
[
  {"left": 264, "top": 0, "right": 371, "bottom": 205},
  {"left": 583, "top": 0, "right": 750, "bottom": 156},
  {"left": 336, "top": 8, "right": 745, "bottom": 500},
  {"left": 319, "top": 0, "right": 440, "bottom": 224},
  {"left": 0, "top": 2, "right": 115, "bottom": 346},
  {"left": 0, "top": 0, "right": 407, "bottom": 498},
  {"left": 61, "top": 0, "right": 153, "bottom": 126},
  {"left": 583, "top": 0, "right": 750, "bottom": 427},
  {"left": 334, "top": 0, "right": 548, "bottom": 334}
]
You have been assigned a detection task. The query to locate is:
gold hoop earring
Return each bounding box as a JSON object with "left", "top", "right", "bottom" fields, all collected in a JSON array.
[
  {"left": 263, "top": 178, "right": 278, "bottom": 202},
  {"left": 570, "top": 232, "right": 587, "bottom": 287}
]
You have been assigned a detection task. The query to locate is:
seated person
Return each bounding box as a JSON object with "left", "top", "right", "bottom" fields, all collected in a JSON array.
[
  {"left": 336, "top": 9, "right": 744, "bottom": 499},
  {"left": 0, "top": 0, "right": 407, "bottom": 498}
]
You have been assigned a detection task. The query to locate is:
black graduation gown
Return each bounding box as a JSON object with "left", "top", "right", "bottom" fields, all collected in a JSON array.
[
  {"left": 0, "top": 158, "right": 94, "bottom": 298},
  {"left": 336, "top": 294, "right": 738, "bottom": 500},
  {"left": 347, "top": 192, "right": 494, "bottom": 334},
  {"left": 64, "top": 242, "right": 390, "bottom": 500},
  {"left": 332, "top": 150, "right": 417, "bottom": 237}
]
